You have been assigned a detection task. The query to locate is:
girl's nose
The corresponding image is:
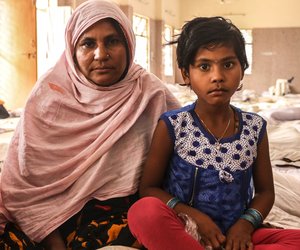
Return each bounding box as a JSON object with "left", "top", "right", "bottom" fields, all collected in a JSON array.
[{"left": 211, "top": 66, "right": 224, "bottom": 83}]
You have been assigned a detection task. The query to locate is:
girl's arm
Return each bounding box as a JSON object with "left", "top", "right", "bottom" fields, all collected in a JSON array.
[
  {"left": 139, "top": 120, "right": 174, "bottom": 202},
  {"left": 140, "top": 120, "right": 225, "bottom": 248},
  {"left": 249, "top": 131, "right": 275, "bottom": 217},
  {"left": 225, "top": 131, "right": 275, "bottom": 250}
]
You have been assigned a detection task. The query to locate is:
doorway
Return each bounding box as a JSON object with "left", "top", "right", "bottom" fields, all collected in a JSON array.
[{"left": 0, "top": 0, "right": 37, "bottom": 111}]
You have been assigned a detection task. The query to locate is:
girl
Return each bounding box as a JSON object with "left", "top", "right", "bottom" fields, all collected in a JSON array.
[{"left": 128, "top": 17, "right": 300, "bottom": 250}]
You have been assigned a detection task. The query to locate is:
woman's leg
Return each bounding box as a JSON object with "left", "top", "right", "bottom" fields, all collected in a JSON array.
[
  {"left": 60, "top": 196, "right": 138, "bottom": 249},
  {"left": 128, "top": 197, "right": 204, "bottom": 250},
  {"left": 0, "top": 222, "right": 43, "bottom": 249},
  {"left": 252, "top": 228, "right": 300, "bottom": 250}
]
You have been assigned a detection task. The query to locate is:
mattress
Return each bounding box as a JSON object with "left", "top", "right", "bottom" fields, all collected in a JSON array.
[{"left": 0, "top": 117, "right": 19, "bottom": 169}]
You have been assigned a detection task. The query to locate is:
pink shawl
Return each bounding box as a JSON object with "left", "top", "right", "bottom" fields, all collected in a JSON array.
[{"left": 0, "top": 0, "right": 179, "bottom": 242}]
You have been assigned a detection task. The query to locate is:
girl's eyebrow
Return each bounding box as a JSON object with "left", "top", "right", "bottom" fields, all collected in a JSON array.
[{"left": 194, "top": 56, "right": 238, "bottom": 64}]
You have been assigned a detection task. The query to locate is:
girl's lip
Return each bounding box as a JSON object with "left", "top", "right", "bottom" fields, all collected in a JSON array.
[{"left": 208, "top": 89, "right": 226, "bottom": 94}]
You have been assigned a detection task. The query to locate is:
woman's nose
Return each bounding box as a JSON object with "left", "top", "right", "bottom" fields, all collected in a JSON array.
[{"left": 94, "top": 45, "right": 109, "bottom": 60}]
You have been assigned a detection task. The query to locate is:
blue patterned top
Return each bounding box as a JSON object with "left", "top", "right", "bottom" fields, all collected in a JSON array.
[{"left": 161, "top": 102, "right": 266, "bottom": 233}]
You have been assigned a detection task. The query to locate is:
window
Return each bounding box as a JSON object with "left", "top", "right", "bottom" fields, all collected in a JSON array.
[
  {"left": 36, "top": 1, "right": 72, "bottom": 77},
  {"left": 132, "top": 14, "right": 149, "bottom": 71},
  {"left": 241, "top": 29, "right": 252, "bottom": 75},
  {"left": 163, "top": 25, "right": 173, "bottom": 76}
]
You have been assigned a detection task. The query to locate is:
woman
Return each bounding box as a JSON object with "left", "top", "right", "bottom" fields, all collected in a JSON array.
[{"left": 0, "top": 0, "right": 179, "bottom": 249}]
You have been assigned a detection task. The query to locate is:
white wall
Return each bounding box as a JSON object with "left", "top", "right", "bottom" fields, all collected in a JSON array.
[
  {"left": 180, "top": 0, "right": 300, "bottom": 29},
  {"left": 114, "top": 0, "right": 181, "bottom": 27},
  {"left": 72, "top": 0, "right": 300, "bottom": 29}
]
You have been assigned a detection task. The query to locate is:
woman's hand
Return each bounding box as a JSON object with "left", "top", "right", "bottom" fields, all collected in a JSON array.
[
  {"left": 41, "top": 229, "right": 66, "bottom": 250},
  {"left": 225, "top": 219, "right": 254, "bottom": 250}
]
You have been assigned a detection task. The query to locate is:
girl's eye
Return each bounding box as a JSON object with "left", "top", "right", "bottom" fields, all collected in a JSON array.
[
  {"left": 224, "top": 62, "right": 234, "bottom": 69},
  {"left": 199, "top": 64, "right": 210, "bottom": 71}
]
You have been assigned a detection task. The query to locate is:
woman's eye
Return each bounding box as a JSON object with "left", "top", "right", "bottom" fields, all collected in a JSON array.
[
  {"left": 107, "top": 37, "right": 122, "bottom": 47},
  {"left": 81, "top": 39, "right": 95, "bottom": 48},
  {"left": 199, "top": 64, "right": 210, "bottom": 71}
]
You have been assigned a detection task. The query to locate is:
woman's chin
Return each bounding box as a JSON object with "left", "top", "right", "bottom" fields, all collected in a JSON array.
[{"left": 90, "top": 77, "right": 118, "bottom": 87}]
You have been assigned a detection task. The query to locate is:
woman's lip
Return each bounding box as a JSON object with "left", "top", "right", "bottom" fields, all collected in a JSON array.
[{"left": 93, "top": 67, "right": 113, "bottom": 73}]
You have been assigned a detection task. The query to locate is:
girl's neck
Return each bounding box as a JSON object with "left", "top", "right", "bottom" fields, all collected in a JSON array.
[
  {"left": 194, "top": 100, "right": 232, "bottom": 122},
  {"left": 194, "top": 100, "right": 238, "bottom": 139}
]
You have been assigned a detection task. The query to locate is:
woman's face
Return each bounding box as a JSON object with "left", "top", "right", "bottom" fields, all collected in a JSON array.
[{"left": 75, "top": 19, "right": 128, "bottom": 86}]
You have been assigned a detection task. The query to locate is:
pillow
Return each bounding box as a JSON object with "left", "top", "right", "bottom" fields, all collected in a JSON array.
[{"left": 270, "top": 107, "right": 300, "bottom": 121}]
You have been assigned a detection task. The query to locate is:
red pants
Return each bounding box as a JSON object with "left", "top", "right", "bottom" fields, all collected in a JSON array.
[{"left": 128, "top": 197, "right": 300, "bottom": 250}]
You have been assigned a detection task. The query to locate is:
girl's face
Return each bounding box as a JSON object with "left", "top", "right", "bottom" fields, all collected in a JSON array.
[
  {"left": 75, "top": 19, "right": 127, "bottom": 87},
  {"left": 182, "top": 45, "right": 243, "bottom": 106}
]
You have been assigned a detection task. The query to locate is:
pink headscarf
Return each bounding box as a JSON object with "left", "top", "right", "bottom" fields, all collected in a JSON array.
[{"left": 0, "top": 0, "right": 179, "bottom": 242}]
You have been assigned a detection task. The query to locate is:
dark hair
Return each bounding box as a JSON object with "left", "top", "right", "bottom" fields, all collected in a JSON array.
[{"left": 171, "top": 16, "right": 249, "bottom": 72}]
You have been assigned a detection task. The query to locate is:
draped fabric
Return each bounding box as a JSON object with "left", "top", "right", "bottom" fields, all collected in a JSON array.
[{"left": 0, "top": 0, "right": 180, "bottom": 242}]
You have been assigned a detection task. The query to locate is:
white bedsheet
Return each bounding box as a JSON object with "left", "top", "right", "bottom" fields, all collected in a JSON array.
[
  {"left": 0, "top": 131, "right": 14, "bottom": 162},
  {"left": 265, "top": 168, "right": 300, "bottom": 229},
  {"left": 267, "top": 120, "right": 300, "bottom": 162},
  {"left": 226, "top": 93, "right": 300, "bottom": 229},
  {"left": 0, "top": 117, "right": 19, "bottom": 168}
]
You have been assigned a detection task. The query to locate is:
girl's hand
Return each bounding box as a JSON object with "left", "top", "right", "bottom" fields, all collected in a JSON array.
[
  {"left": 194, "top": 213, "right": 226, "bottom": 249},
  {"left": 225, "top": 219, "right": 254, "bottom": 250}
]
